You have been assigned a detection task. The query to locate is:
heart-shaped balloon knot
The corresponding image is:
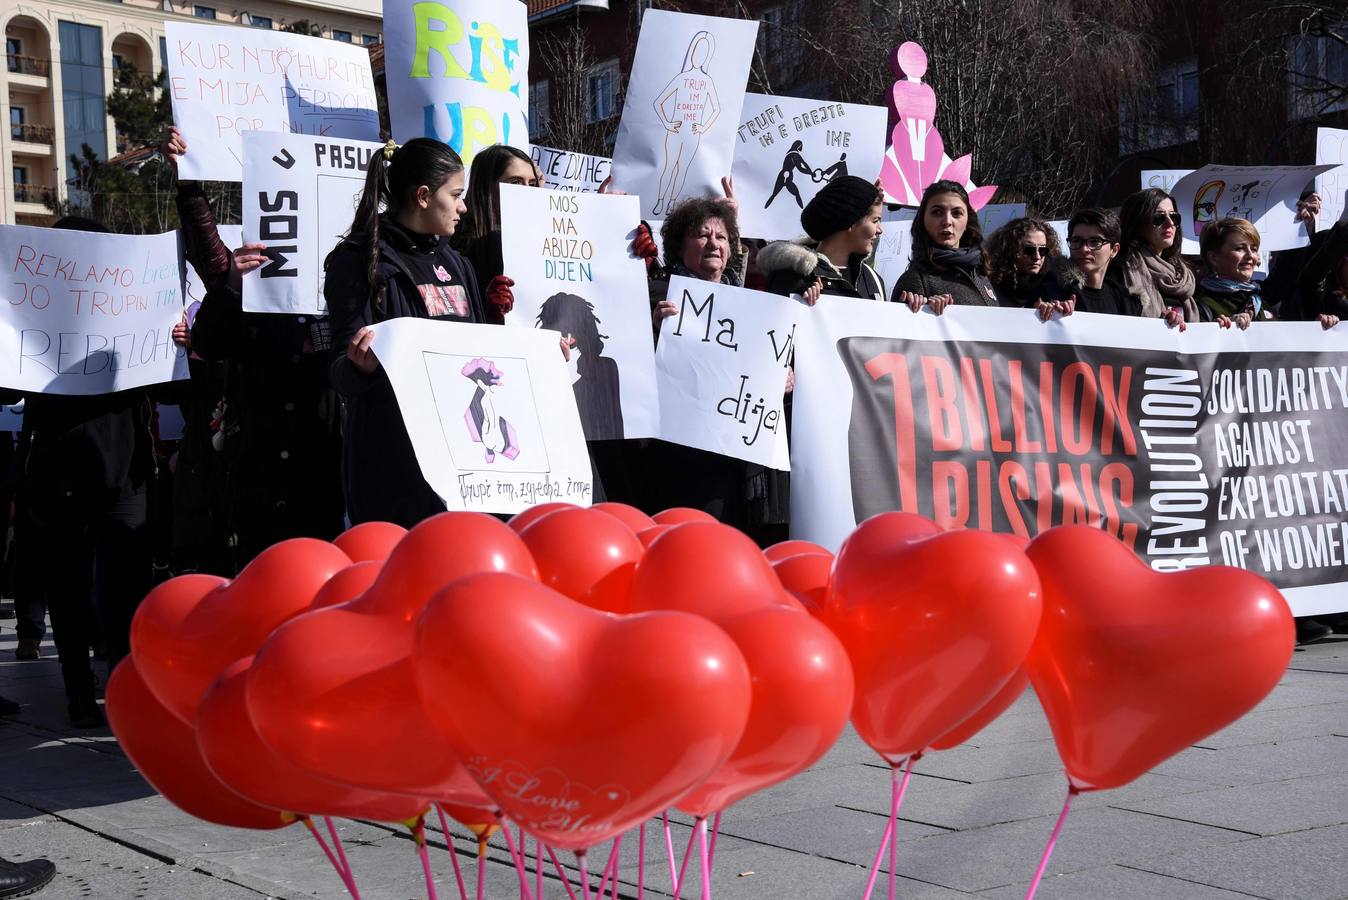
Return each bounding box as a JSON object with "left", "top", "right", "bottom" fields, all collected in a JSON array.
[{"left": 280, "top": 811, "right": 301, "bottom": 827}]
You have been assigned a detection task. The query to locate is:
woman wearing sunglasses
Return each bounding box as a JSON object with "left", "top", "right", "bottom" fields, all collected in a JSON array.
[
  {"left": 986, "top": 217, "right": 1071, "bottom": 316},
  {"left": 1111, "top": 188, "right": 1198, "bottom": 328},
  {"left": 1062, "top": 208, "right": 1142, "bottom": 316}
]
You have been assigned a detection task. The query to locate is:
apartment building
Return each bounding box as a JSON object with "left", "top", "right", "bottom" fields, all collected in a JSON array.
[{"left": 2, "top": 0, "right": 383, "bottom": 225}]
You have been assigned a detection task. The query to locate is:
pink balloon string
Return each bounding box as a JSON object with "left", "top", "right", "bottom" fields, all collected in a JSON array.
[
  {"left": 413, "top": 816, "right": 440, "bottom": 900},
  {"left": 432, "top": 806, "right": 470, "bottom": 900},
  {"left": 1025, "top": 785, "right": 1076, "bottom": 900},
  {"left": 546, "top": 846, "right": 581, "bottom": 900},
  {"left": 662, "top": 811, "right": 678, "bottom": 895},
  {"left": 577, "top": 850, "right": 594, "bottom": 900},
  {"left": 672, "top": 821, "right": 698, "bottom": 898},
  {"left": 304, "top": 816, "right": 361, "bottom": 899},
  {"left": 594, "top": 834, "right": 622, "bottom": 899},
  {"left": 707, "top": 811, "right": 722, "bottom": 871},
  {"left": 535, "top": 838, "right": 544, "bottom": 900},
  {"left": 476, "top": 849, "right": 486, "bottom": 900},
  {"left": 696, "top": 817, "right": 713, "bottom": 900},
  {"left": 323, "top": 817, "right": 355, "bottom": 889},
  {"left": 637, "top": 822, "right": 646, "bottom": 900},
  {"left": 860, "top": 756, "right": 917, "bottom": 900},
  {"left": 496, "top": 820, "right": 535, "bottom": 900}
]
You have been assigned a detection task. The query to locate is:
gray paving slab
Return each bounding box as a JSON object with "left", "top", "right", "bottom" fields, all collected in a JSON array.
[
  {"left": 1152, "top": 734, "right": 1348, "bottom": 785},
  {"left": 1194, "top": 700, "right": 1348, "bottom": 750},
  {"left": 1110, "top": 773, "right": 1348, "bottom": 836},
  {"left": 1286, "top": 639, "right": 1348, "bottom": 674},
  {"left": 1132, "top": 823, "right": 1348, "bottom": 900},
  {"left": 976, "top": 863, "right": 1264, "bottom": 899}
]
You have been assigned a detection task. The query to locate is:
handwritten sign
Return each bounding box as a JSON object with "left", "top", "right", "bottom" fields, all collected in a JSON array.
[
  {"left": 500, "top": 184, "right": 658, "bottom": 441},
  {"left": 383, "top": 0, "right": 529, "bottom": 166},
  {"left": 1141, "top": 169, "right": 1193, "bottom": 194},
  {"left": 369, "top": 317, "right": 591, "bottom": 514},
  {"left": 1315, "top": 128, "right": 1348, "bottom": 231},
  {"left": 0, "top": 225, "right": 189, "bottom": 395},
  {"left": 872, "top": 207, "right": 915, "bottom": 297},
  {"left": 531, "top": 145, "right": 612, "bottom": 193},
  {"left": 731, "top": 93, "right": 887, "bottom": 241},
  {"left": 242, "top": 132, "right": 380, "bottom": 315},
  {"left": 611, "top": 10, "right": 759, "bottom": 219},
  {"left": 656, "top": 275, "right": 801, "bottom": 469},
  {"left": 165, "top": 22, "right": 379, "bottom": 182},
  {"left": 1171, "top": 164, "right": 1336, "bottom": 254}
]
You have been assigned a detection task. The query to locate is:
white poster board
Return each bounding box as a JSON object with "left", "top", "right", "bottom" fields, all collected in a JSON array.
[
  {"left": 383, "top": 0, "right": 530, "bottom": 166},
  {"left": 0, "top": 226, "right": 189, "bottom": 395},
  {"left": 1140, "top": 169, "right": 1193, "bottom": 194},
  {"left": 1171, "top": 164, "right": 1336, "bottom": 253},
  {"left": 242, "top": 132, "right": 379, "bottom": 315},
  {"left": 730, "top": 94, "right": 888, "bottom": 241},
  {"left": 369, "top": 317, "right": 592, "bottom": 513},
  {"left": 164, "top": 22, "right": 379, "bottom": 182},
  {"left": 499, "top": 184, "right": 658, "bottom": 441},
  {"left": 1314, "top": 128, "right": 1348, "bottom": 231},
  {"left": 184, "top": 225, "right": 242, "bottom": 327},
  {"left": 977, "top": 203, "right": 1028, "bottom": 235},
  {"left": 531, "top": 146, "right": 612, "bottom": 193},
  {"left": 656, "top": 275, "right": 801, "bottom": 469},
  {"left": 872, "top": 207, "right": 915, "bottom": 298},
  {"left": 610, "top": 10, "right": 759, "bottom": 219}
]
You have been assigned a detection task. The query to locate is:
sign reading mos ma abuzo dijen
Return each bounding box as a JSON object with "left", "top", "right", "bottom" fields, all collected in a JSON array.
[{"left": 791, "top": 300, "right": 1348, "bottom": 618}]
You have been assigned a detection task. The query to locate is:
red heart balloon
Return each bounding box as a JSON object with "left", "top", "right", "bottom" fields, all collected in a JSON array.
[
  {"left": 106, "top": 658, "right": 286, "bottom": 830},
  {"left": 197, "top": 658, "right": 427, "bottom": 821},
  {"left": 1025, "top": 526, "right": 1294, "bottom": 791},
  {"left": 764, "top": 540, "right": 832, "bottom": 562},
  {"left": 132, "top": 539, "right": 352, "bottom": 724},
  {"left": 592, "top": 502, "right": 657, "bottom": 534},
  {"left": 827, "top": 512, "right": 1042, "bottom": 762},
  {"left": 930, "top": 669, "right": 1029, "bottom": 751},
  {"left": 637, "top": 525, "right": 675, "bottom": 548},
  {"left": 414, "top": 573, "right": 751, "bottom": 850},
  {"left": 310, "top": 561, "right": 383, "bottom": 610},
  {"left": 520, "top": 508, "right": 644, "bottom": 613},
  {"left": 248, "top": 513, "right": 536, "bottom": 803},
  {"left": 675, "top": 606, "right": 853, "bottom": 816},
  {"left": 631, "top": 522, "right": 792, "bottom": 619},
  {"left": 771, "top": 553, "right": 833, "bottom": 617},
  {"left": 334, "top": 521, "right": 407, "bottom": 562},
  {"left": 652, "top": 507, "right": 717, "bottom": 525},
  {"left": 508, "top": 502, "right": 577, "bottom": 534}
]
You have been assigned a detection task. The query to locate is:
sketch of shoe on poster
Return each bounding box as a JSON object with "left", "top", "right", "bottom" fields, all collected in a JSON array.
[{"left": 369, "top": 318, "right": 592, "bottom": 514}]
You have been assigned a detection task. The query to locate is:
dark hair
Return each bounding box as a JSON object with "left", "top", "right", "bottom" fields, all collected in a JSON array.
[
  {"left": 911, "top": 180, "right": 985, "bottom": 272},
  {"left": 660, "top": 197, "right": 742, "bottom": 276},
  {"left": 1067, "top": 207, "right": 1122, "bottom": 245},
  {"left": 538, "top": 293, "right": 606, "bottom": 371},
  {"left": 330, "top": 137, "right": 464, "bottom": 317},
  {"left": 1118, "top": 188, "right": 1180, "bottom": 263},
  {"left": 461, "top": 144, "right": 537, "bottom": 241},
  {"left": 53, "top": 216, "right": 110, "bottom": 233},
  {"left": 985, "top": 217, "right": 1059, "bottom": 290}
]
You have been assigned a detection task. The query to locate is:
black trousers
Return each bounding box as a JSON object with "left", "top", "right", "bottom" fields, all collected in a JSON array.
[{"left": 31, "top": 483, "right": 150, "bottom": 703}]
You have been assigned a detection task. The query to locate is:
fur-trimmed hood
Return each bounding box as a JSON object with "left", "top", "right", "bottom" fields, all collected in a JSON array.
[{"left": 756, "top": 238, "right": 829, "bottom": 279}]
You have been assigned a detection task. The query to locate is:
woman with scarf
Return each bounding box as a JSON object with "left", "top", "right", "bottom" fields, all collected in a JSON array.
[
  {"left": 891, "top": 180, "right": 998, "bottom": 312},
  {"left": 1111, "top": 188, "right": 1197, "bottom": 329},
  {"left": 1194, "top": 218, "right": 1272, "bottom": 329}
]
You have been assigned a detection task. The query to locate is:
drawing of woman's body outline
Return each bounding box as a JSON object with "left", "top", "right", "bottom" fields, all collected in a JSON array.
[{"left": 651, "top": 30, "right": 720, "bottom": 215}]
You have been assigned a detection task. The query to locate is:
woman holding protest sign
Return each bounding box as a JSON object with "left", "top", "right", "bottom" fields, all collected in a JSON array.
[
  {"left": 326, "top": 138, "right": 489, "bottom": 526},
  {"left": 1194, "top": 218, "right": 1272, "bottom": 328},
  {"left": 891, "top": 180, "right": 999, "bottom": 312},
  {"left": 452, "top": 144, "right": 543, "bottom": 323},
  {"left": 1111, "top": 188, "right": 1198, "bottom": 329},
  {"left": 756, "top": 175, "right": 887, "bottom": 302}
]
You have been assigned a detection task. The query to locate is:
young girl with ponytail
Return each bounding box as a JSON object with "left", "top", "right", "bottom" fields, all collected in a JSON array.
[{"left": 325, "top": 138, "right": 486, "bottom": 526}]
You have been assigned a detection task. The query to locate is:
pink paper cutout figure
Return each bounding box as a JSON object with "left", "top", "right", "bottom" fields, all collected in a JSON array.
[{"left": 881, "top": 41, "right": 996, "bottom": 209}]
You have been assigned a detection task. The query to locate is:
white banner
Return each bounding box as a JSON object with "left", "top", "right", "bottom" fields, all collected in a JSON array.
[
  {"left": 499, "top": 184, "right": 658, "bottom": 441},
  {"left": 611, "top": 10, "right": 758, "bottom": 219},
  {"left": 1171, "top": 164, "right": 1336, "bottom": 254},
  {"left": 164, "top": 23, "right": 379, "bottom": 182},
  {"left": 1314, "top": 128, "right": 1348, "bottom": 232},
  {"left": 1141, "top": 169, "right": 1193, "bottom": 194},
  {"left": 730, "top": 94, "right": 888, "bottom": 241},
  {"left": 242, "top": 132, "right": 379, "bottom": 315},
  {"left": 383, "top": 0, "right": 529, "bottom": 166},
  {"left": 184, "top": 225, "right": 242, "bottom": 327},
  {"left": 656, "top": 275, "right": 801, "bottom": 469},
  {"left": 531, "top": 145, "right": 612, "bottom": 193},
  {"left": 790, "top": 299, "right": 1348, "bottom": 616},
  {"left": 978, "top": 203, "right": 1028, "bottom": 235},
  {"left": 0, "top": 226, "right": 189, "bottom": 395},
  {"left": 872, "top": 207, "right": 915, "bottom": 298},
  {"left": 369, "top": 317, "right": 592, "bottom": 513}
]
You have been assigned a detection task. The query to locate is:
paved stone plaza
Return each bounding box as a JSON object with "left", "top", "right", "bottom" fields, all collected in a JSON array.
[{"left": 0, "top": 625, "right": 1344, "bottom": 899}]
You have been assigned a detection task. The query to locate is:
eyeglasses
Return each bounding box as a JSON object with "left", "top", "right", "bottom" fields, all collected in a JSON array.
[
  {"left": 1067, "top": 236, "right": 1111, "bottom": 251},
  {"left": 1020, "top": 245, "right": 1049, "bottom": 259},
  {"left": 1151, "top": 212, "right": 1182, "bottom": 227}
]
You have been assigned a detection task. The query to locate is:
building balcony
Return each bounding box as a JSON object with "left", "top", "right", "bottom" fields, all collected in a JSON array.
[
  {"left": 14, "top": 183, "right": 56, "bottom": 207},
  {"left": 527, "top": 0, "right": 609, "bottom": 24},
  {"left": 10, "top": 123, "right": 55, "bottom": 147},
  {"left": 6, "top": 55, "right": 50, "bottom": 88}
]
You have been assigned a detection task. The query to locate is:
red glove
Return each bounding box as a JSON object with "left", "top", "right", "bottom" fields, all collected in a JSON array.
[
  {"left": 632, "top": 222, "right": 660, "bottom": 272},
  {"left": 486, "top": 275, "right": 515, "bottom": 324}
]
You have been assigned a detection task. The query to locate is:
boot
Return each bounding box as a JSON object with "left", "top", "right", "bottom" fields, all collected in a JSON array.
[{"left": 0, "top": 856, "right": 55, "bottom": 898}]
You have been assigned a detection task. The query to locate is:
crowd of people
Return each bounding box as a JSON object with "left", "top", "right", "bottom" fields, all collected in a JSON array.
[{"left": 2, "top": 128, "right": 1347, "bottom": 737}]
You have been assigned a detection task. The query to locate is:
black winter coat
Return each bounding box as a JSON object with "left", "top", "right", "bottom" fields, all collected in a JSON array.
[
  {"left": 325, "top": 217, "right": 486, "bottom": 527},
  {"left": 892, "top": 255, "right": 999, "bottom": 307},
  {"left": 756, "top": 240, "right": 887, "bottom": 301},
  {"left": 1293, "top": 222, "right": 1348, "bottom": 321}
]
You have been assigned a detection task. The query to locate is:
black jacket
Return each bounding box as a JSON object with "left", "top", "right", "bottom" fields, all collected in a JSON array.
[
  {"left": 992, "top": 269, "right": 1074, "bottom": 307},
  {"left": 325, "top": 217, "right": 486, "bottom": 527},
  {"left": 19, "top": 391, "right": 155, "bottom": 506},
  {"left": 1292, "top": 222, "right": 1348, "bottom": 321},
  {"left": 756, "top": 240, "right": 887, "bottom": 301},
  {"left": 892, "top": 255, "right": 999, "bottom": 307}
]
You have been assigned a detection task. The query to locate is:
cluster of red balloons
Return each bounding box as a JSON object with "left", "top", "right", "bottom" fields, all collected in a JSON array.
[{"left": 107, "top": 502, "right": 1297, "bottom": 866}]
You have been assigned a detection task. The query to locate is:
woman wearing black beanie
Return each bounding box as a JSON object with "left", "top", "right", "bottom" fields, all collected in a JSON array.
[{"left": 756, "top": 175, "right": 887, "bottom": 302}]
